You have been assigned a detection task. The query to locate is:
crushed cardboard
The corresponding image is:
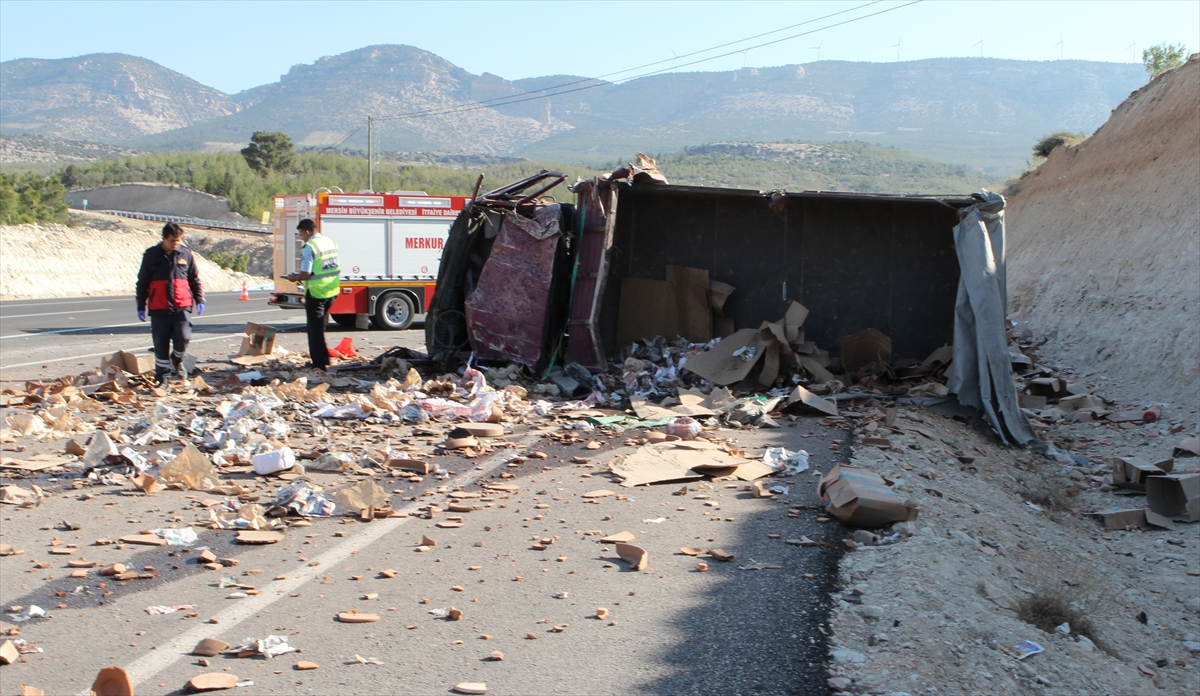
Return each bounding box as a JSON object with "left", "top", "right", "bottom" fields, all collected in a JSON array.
[{"left": 818, "top": 464, "right": 919, "bottom": 528}]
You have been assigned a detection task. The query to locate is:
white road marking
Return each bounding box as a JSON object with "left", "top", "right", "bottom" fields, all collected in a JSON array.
[
  {"left": 110, "top": 435, "right": 539, "bottom": 692},
  {"left": 0, "top": 308, "right": 287, "bottom": 341},
  {"left": 0, "top": 292, "right": 244, "bottom": 309},
  {"left": 0, "top": 308, "right": 111, "bottom": 319},
  {"left": 0, "top": 297, "right": 134, "bottom": 308},
  {"left": 0, "top": 333, "right": 251, "bottom": 370}
]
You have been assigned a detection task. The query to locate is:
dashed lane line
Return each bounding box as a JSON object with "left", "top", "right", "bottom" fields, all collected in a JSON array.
[
  {"left": 108, "top": 433, "right": 541, "bottom": 692},
  {"left": 0, "top": 308, "right": 286, "bottom": 341}
]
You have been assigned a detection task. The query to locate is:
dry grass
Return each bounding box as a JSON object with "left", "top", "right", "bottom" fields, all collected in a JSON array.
[
  {"left": 1013, "top": 472, "right": 1073, "bottom": 514},
  {"left": 1016, "top": 553, "right": 1119, "bottom": 653}
]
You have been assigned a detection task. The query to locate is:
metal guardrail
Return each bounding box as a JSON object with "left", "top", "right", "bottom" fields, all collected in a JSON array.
[{"left": 92, "top": 209, "right": 271, "bottom": 234}]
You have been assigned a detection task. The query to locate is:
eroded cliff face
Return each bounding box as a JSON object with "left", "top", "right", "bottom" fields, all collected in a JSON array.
[{"left": 1007, "top": 56, "right": 1200, "bottom": 409}]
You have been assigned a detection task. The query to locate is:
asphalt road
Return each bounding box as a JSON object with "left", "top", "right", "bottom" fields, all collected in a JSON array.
[
  {"left": 0, "top": 291, "right": 425, "bottom": 385},
  {"left": 0, "top": 292, "right": 847, "bottom": 695},
  {"left": 0, "top": 420, "right": 846, "bottom": 696}
]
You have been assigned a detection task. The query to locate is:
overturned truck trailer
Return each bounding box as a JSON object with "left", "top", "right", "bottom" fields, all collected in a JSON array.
[
  {"left": 429, "top": 171, "right": 968, "bottom": 368},
  {"left": 426, "top": 169, "right": 1032, "bottom": 445}
]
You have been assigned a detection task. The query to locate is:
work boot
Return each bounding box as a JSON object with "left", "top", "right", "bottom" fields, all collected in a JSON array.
[
  {"left": 155, "top": 371, "right": 171, "bottom": 389},
  {"left": 172, "top": 356, "right": 188, "bottom": 380}
]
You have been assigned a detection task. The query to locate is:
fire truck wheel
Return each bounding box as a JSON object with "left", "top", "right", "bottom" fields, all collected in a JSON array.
[{"left": 372, "top": 292, "right": 415, "bottom": 331}]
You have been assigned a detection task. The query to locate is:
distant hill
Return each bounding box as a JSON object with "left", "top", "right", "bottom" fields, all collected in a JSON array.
[
  {"left": 0, "top": 134, "right": 140, "bottom": 164},
  {"left": 0, "top": 53, "right": 239, "bottom": 142},
  {"left": 660, "top": 141, "right": 1000, "bottom": 194},
  {"left": 1, "top": 46, "right": 1148, "bottom": 175}
]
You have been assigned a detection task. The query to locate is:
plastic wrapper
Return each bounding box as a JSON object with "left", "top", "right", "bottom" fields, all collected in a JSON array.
[
  {"left": 311, "top": 402, "right": 373, "bottom": 419},
  {"left": 6, "top": 605, "right": 45, "bottom": 622},
  {"left": 763, "top": 447, "right": 810, "bottom": 475},
  {"left": 251, "top": 447, "right": 296, "bottom": 475},
  {"left": 210, "top": 501, "right": 271, "bottom": 530},
  {"left": 665, "top": 417, "right": 702, "bottom": 440},
  {"left": 307, "top": 452, "right": 353, "bottom": 473},
  {"left": 237, "top": 635, "right": 296, "bottom": 659},
  {"left": 157, "top": 442, "right": 222, "bottom": 491},
  {"left": 328, "top": 479, "right": 389, "bottom": 513},
  {"left": 274, "top": 481, "right": 335, "bottom": 517},
  {"left": 152, "top": 527, "right": 200, "bottom": 545},
  {"left": 82, "top": 431, "right": 119, "bottom": 467},
  {"left": 420, "top": 395, "right": 498, "bottom": 421}
]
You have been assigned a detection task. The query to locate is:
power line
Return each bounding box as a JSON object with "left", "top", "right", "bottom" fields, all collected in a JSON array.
[
  {"left": 371, "top": 0, "right": 922, "bottom": 125},
  {"left": 372, "top": 0, "right": 886, "bottom": 124}
]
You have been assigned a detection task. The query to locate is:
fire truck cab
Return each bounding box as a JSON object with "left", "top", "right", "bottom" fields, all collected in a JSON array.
[{"left": 269, "top": 190, "right": 469, "bottom": 330}]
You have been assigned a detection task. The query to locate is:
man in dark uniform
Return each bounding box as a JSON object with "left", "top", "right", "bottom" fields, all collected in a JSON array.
[
  {"left": 283, "top": 218, "right": 340, "bottom": 372},
  {"left": 136, "top": 222, "right": 205, "bottom": 385}
]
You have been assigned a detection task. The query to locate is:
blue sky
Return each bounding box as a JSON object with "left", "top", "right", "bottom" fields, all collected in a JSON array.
[{"left": 1, "top": 0, "right": 1197, "bottom": 94}]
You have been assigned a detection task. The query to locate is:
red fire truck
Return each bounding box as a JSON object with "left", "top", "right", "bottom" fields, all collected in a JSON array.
[{"left": 268, "top": 191, "right": 469, "bottom": 329}]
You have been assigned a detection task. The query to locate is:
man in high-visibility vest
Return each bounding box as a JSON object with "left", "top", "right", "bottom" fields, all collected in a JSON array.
[{"left": 283, "top": 218, "right": 340, "bottom": 371}]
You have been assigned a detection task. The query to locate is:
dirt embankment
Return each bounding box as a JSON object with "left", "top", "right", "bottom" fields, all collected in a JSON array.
[
  {"left": 0, "top": 212, "right": 271, "bottom": 300},
  {"left": 1006, "top": 55, "right": 1200, "bottom": 411}
]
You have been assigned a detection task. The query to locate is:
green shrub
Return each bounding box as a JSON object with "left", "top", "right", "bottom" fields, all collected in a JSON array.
[
  {"left": 208, "top": 251, "right": 250, "bottom": 273},
  {"left": 1143, "top": 42, "right": 1188, "bottom": 76}
]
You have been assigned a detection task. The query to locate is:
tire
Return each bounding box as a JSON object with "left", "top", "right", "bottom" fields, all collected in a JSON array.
[
  {"left": 332, "top": 314, "right": 357, "bottom": 328},
  {"left": 372, "top": 292, "right": 415, "bottom": 330}
]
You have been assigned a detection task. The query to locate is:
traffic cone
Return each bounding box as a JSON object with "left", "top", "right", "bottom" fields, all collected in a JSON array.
[
  {"left": 328, "top": 336, "right": 357, "bottom": 359},
  {"left": 239, "top": 281, "right": 251, "bottom": 301}
]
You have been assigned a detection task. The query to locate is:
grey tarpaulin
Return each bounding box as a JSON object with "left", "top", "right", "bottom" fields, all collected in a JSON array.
[{"left": 947, "top": 191, "right": 1036, "bottom": 446}]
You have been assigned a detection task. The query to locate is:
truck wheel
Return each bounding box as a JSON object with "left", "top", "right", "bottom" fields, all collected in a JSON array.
[
  {"left": 372, "top": 292, "right": 415, "bottom": 330},
  {"left": 332, "top": 314, "right": 357, "bottom": 328}
]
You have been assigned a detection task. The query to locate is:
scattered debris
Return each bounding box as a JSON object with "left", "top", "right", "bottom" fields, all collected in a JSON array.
[
  {"left": 90, "top": 666, "right": 134, "bottom": 695},
  {"left": 186, "top": 673, "right": 240, "bottom": 692},
  {"left": 235, "top": 635, "right": 295, "bottom": 659},
  {"left": 614, "top": 543, "right": 649, "bottom": 571}
]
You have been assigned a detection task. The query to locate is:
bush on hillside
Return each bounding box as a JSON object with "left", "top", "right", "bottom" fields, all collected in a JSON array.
[
  {"left": 1142, "top": 42, "right": 1188, "bottom": 76},
  {"left": 1032, "top": 131, "right": 1088, "bottom": 159},
  {"left": 0, "top": 173, "right": 69, "bottom": 225},
  {"left": 209, "top": 251, "right": 250, "bottom": 273}
]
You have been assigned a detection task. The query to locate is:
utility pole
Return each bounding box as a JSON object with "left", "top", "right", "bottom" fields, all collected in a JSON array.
[{"left": 367, "top": 116, "right": 374, "bottom": 193}]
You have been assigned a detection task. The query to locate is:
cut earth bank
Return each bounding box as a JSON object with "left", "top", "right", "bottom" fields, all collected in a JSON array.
[{"left": 0, "top": 211, "right": 271, "bottom": 300}]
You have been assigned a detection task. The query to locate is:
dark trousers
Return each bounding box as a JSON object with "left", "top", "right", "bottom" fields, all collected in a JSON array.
[
  {"left": 151, "top": 311, "right": 191, "bottom": 380},
  {"left": 305, "top": 293, "right": 335, "bottom": 369}
]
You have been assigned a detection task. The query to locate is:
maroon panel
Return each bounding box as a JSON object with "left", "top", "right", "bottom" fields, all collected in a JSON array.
[
  {"left": 564, "top": 180, "right": 615, "bottom": 368},
  {"left": 463, "top": 205, "right": 562, "bottom": 370}
]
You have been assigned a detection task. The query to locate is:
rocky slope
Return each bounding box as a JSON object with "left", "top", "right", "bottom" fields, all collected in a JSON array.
[
  {"left": 1006, "top": 55, "right": 1200, "bottom": 411},
  {"left": 0, "top": 212, "right": 269, "bottom": 300}
]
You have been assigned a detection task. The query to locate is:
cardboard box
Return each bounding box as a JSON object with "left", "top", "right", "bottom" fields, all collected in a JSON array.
[
  {"left": 1110, "top": 456, "right": 1173, "bottom": 490},
  {"left": 100, "top": 350, "right": 154, "bottom": 375},
  {"left": 1146, "top": 472, "right": 1200, "bottom": 522},
  {"left": 236, "top": 322, "right": 277, "bottom": 357},
  {"left": 1098, "top": 508, "right": 1147, "bottom": 530},
  {"left": 818, "top": 464, "right": 918, "bottom": 528}
]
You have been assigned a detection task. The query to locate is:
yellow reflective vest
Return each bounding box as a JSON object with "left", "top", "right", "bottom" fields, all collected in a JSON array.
[{"left": 303, "top": 234, "right": 341, "bottom": 299}]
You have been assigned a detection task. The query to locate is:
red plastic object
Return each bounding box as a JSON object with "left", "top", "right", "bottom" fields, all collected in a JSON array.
[
  {"left": 1143, "top": 405, "right": 1162, "bottom": 423},
  {"left": 327, "top": 337, "right": 357, "bottom": 359}
]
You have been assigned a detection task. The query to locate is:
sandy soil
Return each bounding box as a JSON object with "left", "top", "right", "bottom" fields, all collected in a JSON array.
[
  {"left": 1006, "top": 55, "right": 1200, "bottom": 412},
  {"left": 825, "top": 397, "right": 1198, "bottom": 696},
  {"left": 0, "top": 212, "right": 270, "bottom": 300}
]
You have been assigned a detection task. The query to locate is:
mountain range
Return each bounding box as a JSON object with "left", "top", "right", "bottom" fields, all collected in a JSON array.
[{"left": 0, "top": 45, "right": 1149, "bottom": 174}]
